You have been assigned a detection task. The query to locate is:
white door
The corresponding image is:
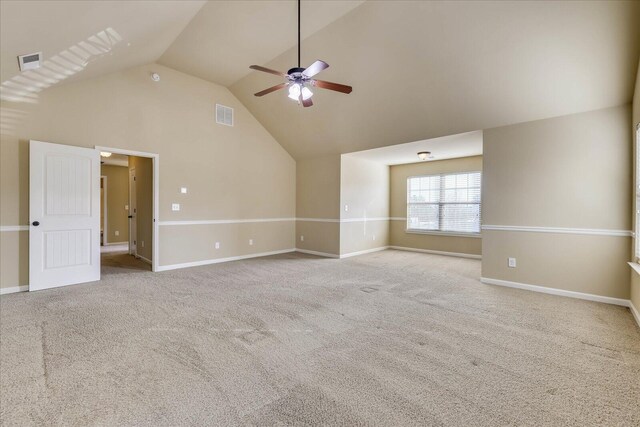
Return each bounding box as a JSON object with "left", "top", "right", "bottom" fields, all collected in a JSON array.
[
  {"left": 129, "top": 167, "right": 137, "bottom": 255},
  {"left": 29, "top": 140, "right": 100, "bottom": 291}
]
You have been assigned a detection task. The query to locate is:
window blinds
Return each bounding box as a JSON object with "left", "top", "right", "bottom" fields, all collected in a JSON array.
[{"left": 407, "top": 171, "right": 481, "bottom": 233}]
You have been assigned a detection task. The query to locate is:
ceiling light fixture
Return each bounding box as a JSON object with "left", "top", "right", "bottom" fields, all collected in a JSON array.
[
  {"left": 151, "top": 72, "right": 160, "bottom": 82},
  {"left": 417, "top": 151, "right": 431, "bottom": 161},
  {"left": 100, "top": 152, "right": 112, "bottom": 158}
]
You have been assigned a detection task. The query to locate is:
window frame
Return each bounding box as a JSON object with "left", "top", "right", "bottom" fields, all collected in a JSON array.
[
  {"left": 635, "top": 123, "right": 640, "bottom": 262},
  {"left": 406, "top": 170, "right": 482, "bottom": 236}
]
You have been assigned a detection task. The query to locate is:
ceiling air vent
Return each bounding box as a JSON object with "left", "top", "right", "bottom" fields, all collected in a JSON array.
[
  {"left": 17, "top": 52, "right": 42, "bottom": 71},
  {"left": 216, "top": 104, "right": 233, "bottom": 127}
]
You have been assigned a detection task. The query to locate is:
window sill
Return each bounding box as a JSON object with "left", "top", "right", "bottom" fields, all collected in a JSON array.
[
  {"left": 405, "top": 229, "right": 482, "bottom": 238},
  {"left": 628, "top": 262, "right": 640, "bottom": 276}
]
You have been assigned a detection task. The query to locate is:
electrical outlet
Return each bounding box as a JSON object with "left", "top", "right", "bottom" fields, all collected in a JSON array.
[
  {"left": 171, "top": 203, "right": 180, "bottom": 211},
  {"left": 115, "top": 230, "right": 119, "bottom": 236},
  {"left": 508, "top": 257, "right": 516, "bottom": 268},
  {"left": 249, "top": 239, "right": 254, "bottom": 246},
  {"left": 141, "top": 241, "right": 145, "bottom": 248},
  {"left": 180, "top": 187, "right": 187, "bottom": 194},
  {"left": 372, "top": 234, "right": 376, "bottom": 240},
  {"left": 215, "top": 242, "right": 220, "bottom": 249},
  {"left": 300, "top": 235, "right": 304, "bottom": 242},
  {"left": 344, "top": 204, "right": 349, "bottom": 212}
]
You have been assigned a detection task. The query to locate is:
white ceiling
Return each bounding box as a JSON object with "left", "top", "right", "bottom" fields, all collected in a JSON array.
[
  {"left": 1, "top": 1, "right": 638, "bottom": 160},
  {"left": 343, "top": 131, "right": 482, "bottom": 166},
  {"left": 101, "top": 153, "right": 128, "bottom": 167},
  {"left": 0, "top": 0, "right": 205, "bottom": 101},
  {"left": 231, "top": 0, "right": 640, "bottom": 159},
  {"left": 158, "top": 1, "right": 365, "bottom": 87}
]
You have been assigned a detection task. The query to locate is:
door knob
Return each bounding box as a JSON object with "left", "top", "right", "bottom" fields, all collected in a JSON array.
[{"left": 32, "top": 221, "right": 40, "bottom": 226}]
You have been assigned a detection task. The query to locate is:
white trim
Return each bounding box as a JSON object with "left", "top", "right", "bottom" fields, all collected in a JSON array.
[
  {"left": 480, "top": 277, "right": 630, "bottom": 307},
  {"left": 101, "top": 175, "right": 108, "bottom": 245},
  {"left": 482, "top": 225, "right": 632, "bottom": 237},
  {"left": 340, "top": 217, "right": 390, "bottom": 223},
  {"left": 105, "top": 241, "right": 128, "bottom": 246},
  {"left": 0, "top": 226, "right": 29, "bottom": 232},
  {"left": 136, "top": 254, "right": 152, "bottom": 265},
  {"left": 389, "top": 246, "right": 482, "bottom": 259},
  {"left": 296, "top": 218, "right": 341, "bottom": 223},
  {"left": 0, "top": 285, "right": 28, "bottom": 295},
  {"left": 159, "top": 218, "right": 295, "bottom": 226},
  {"left": 156, "top": 249, "right": 296, "bottom": 272},
  {"left": 295, "top": 248, "right": 340, "bottom": 258},
  {"left": 390, "top": 217, "right": 407, "bottom": 221},
  {"left": 630, "top": 300, "right": 640, "bottom": 328},
  {"left": 96, "top": 146, "right": 159, "bottom": 272},
  {"left": 628, "top": 262, "right": 640, "bottom": 276},
  {"left": 340, "top": 246, "right": 389, "bottom": 258},
  {"left": 405, "top": 229, "right": 481, "bottom": 238}
]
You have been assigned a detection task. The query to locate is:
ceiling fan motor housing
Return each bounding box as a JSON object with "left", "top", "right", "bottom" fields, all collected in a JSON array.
[{"left": 287, "top": 67, "right": 306, "bottom": 78}]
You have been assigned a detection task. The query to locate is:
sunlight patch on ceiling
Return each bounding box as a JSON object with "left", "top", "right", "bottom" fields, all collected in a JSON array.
[{"left": 0, "top": 27, "right": 122, "bottom": 104}]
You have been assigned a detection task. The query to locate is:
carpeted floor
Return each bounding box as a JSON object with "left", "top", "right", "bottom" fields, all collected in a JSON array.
[{"left": 1, "top": 250, "right": 638, "bottom": 426}]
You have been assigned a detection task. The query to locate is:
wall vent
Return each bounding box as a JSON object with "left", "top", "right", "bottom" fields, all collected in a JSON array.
[
  {"left": 17, "top": 52, "right": 42, "bottom": 71},
  {"left": 216, "top": 104, "right": 234, "bottom": 127}
]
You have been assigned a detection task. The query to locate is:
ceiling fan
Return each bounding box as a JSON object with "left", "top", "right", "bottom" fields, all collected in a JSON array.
[{"left": 249, "top": 0, "right": 352, "bottom": 107}]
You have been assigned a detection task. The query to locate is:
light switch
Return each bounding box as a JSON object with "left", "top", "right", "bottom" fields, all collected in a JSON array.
[
  {"left": 180, "top": 187, "right": 187, "bottom": 194},
  {"left": 172, "top": 203, "right": 180, "bottom": 211},
  {"left": 125, "top": 205, "right": 129, "bottom": 210},
  {"left": 508, "top": 257, "right": 516, "bottom": 268}
]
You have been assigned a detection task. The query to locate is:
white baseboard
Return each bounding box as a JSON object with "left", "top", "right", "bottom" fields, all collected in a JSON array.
[
  {"left": 0, "top": 285, "right": 28, "bottom": 295},
  {"left": 389, "top": 246, "right": 482, "bottom": 260},
  {"left": 340, "top": 246, "right": 389, "bottom": 259},
  {"left": 295, "top": 248, "right": 340, "bottom": 258},
  {"left": 136, "top": 254, "right": 152, "bottom": 265},
  {"left": 156, "top": 249, "right": 296, "bottom": 272},
  {"left": 630, "top": 300, "right": 640, "bottom": 328},
  {"left": 480, "top": 277, "right": 630, "bottom": 307},
  {"left": 105, "top": 241, "right": 128, "bottom": 246}
]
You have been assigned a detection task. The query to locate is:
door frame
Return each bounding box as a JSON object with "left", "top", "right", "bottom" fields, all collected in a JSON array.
[
  {"left": 129, "top": 167, "right": 136, "bottom": 256},
  {"left": 101, "top": 175, "right": 108, "bottom": 245},
  {"left": 95, "top": 146, "right": 159, "bottom": 272}
]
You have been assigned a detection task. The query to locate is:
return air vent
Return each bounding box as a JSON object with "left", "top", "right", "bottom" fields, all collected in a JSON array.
[
  {"left": 17, "top": 52, "right": 42, "bottom": 71},
  {"left": 216, "top": 104, "right": 233, "bottom": 127}
]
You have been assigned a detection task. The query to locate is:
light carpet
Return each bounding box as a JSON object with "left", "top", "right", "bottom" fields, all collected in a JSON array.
[{"left": 1, "top": 250, "right": 638, "bottom": 426}]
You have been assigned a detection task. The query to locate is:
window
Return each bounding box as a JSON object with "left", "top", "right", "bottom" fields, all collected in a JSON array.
[
  {"left": 407, "top": 171, "right": 481, "bottom": 234},
  {"left": 636, "top": 124, "right": 640, "bottom": 260}
]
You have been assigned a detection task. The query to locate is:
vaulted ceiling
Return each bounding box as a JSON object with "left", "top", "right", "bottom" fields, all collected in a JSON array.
[
  {"left": 1, "top": 1, "right": 639, "bottom": 160},
  {"left": 230, "top": 0, "right": 640, "bottom": 159}
]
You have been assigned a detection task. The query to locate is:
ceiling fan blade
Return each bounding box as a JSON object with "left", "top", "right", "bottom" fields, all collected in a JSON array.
[
  {"left": 254, "top": 83, "right": 289, "bottom": 97},
  {"left": 249, "top": 65, "right": 287, "bottom": 77},
  {"left": 301, "top": 97, "right": 313, "bottom": 108},
  {"left": 312, "top": 79, "right": 352, "bottom": 94},
  {"left": 302, "top": 60, "right": 329, "bottom": 78}
]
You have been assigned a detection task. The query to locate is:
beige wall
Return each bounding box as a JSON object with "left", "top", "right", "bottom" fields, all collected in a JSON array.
[
  {"left": 129, "top": 156, "right": 153, "bottom": 261},
  {"left": 101, "top": 165, "right": 129, "bottom": 244},
  {"left": 340, "top": 156, "right": 389, "bottom": 255},
  {"left": 389, "top": 156, "right": 483, "bottom": 256},
  {"left": 631, "top": 59, "right": 640, "bottom": 312},
  {"left": 296, "top": 155, "right": 341, "bottom": 255},
  {"left": 0, "top": 62, "right": 295, "bottom": 287},
  {"left": 482, "top": 105, "right": 632, "bottom": 299}
]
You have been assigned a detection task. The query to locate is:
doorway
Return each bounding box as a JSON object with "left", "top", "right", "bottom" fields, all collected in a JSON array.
[{"left": 99, "top": 149, "right": 157, "bottom": 274}]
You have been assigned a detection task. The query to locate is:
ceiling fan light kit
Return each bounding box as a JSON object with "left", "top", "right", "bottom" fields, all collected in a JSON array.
[{"left": 249, "top": 0, "right": 352, "bottom": 107}]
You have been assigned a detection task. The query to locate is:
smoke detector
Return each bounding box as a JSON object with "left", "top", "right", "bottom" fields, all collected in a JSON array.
[
  {"left": 151, "top": 72, "right": 160, "bottom": 82},
  {"left": 17, "top": 52, "right": 42, "bottom": 71}
]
